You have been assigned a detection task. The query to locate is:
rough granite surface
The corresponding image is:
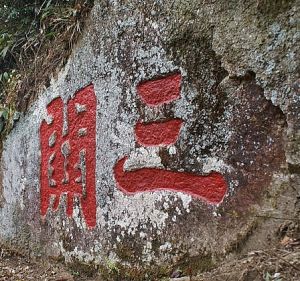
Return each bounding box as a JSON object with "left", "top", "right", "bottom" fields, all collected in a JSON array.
[{"left": 0, "top": 0, "right": 299, "bottom": 279}]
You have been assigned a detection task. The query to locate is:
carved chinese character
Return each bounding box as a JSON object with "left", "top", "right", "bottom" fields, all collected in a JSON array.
[
  {"left": 114, "top": 73, "right": 228, "bottom": 204},
  {"left": 40, "top": 85, "right": 96, "bottom": 228}
]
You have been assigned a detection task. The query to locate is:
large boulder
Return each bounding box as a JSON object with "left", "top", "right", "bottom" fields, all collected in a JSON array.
[{"left": 0, "top": 0, "right": 299, "bottom": 279}]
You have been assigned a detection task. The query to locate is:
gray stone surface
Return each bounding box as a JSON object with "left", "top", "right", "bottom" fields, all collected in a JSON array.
[{"left": 0, "top": 0, "right": 299, "bottom": 278}]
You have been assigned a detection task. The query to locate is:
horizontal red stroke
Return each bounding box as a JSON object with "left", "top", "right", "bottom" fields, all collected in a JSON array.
[
  {"left": 137, "top": 73, "right": 181, "bottom": 106},
  {"left": 114, "top": 157, "right": 227, "bottom": 204},
  {"left": 135, "top": 119, "right": 183, "bottom": 146}
]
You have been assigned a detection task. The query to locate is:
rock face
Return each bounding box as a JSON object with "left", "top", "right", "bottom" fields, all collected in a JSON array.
[{"left": 0, "top": 0, "right": 299, "bottom": 279}]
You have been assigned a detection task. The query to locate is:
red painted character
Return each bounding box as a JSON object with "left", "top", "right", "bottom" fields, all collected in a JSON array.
[
  {"left": 114, "top": 73, "right": 228, "bottom": 204},
  {"left": 40, "top": 85, "right": 96, "bottom": 228}
]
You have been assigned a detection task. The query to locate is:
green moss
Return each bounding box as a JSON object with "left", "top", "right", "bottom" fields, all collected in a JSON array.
[
  {"left": 114, "top": 243, "right": 138, "bottom": 261},
  {"left": 98, "top": 261, "right": 171, "bottom": 281},
  {"left": 67, "top": 260, "right": 99, "bottom": 279},
  {"left": 174, "top": 253, "right": 215, "bottom": 277}
]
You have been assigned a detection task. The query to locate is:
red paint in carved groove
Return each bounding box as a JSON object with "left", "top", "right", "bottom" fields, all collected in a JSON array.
[
  {"left": 114, "top": 157, "right": 227, "bottom": 204},
  {"left": 40, "top": 84, "right": 96, "bottom": 228},
  {"left": 135, "top": 119, "right": 183, "bottom": 146},
  {"left": 137, "top": 73, "right": 181, "bottom": 106}
]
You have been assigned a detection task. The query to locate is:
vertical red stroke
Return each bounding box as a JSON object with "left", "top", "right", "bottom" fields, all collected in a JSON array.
[
  {"left": 40, "top": 98, "right": 64, "bottom": 216},
  {"left": 137, "top": 73, "right": 181, "bottom": 106},
  {"left": 68, "top": 85, "right": 96, "bottom": 228}
]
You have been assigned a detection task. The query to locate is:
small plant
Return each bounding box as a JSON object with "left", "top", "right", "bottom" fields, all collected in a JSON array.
[
  {"left": 0, "top": 33, "right": 13, "bottom": 60},
  {"left": 0, "top": 70, "right": 15, "bottom": 86},
  {"left": 0, "top": 105, "right": 16, "bottom": 134},
  {"left": 104, "top": 257, "right": 120, "bottom": 274},
  {"left": 264, "top": 271, "right": 282, "bottom": 281}
]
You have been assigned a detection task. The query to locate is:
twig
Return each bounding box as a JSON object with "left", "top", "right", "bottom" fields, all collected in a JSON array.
[
  {"left": 263, "top": 250, "right": 300, "bottom": 272},
  {"left": 255, "top": 215, "right": 299, "bottom": 221}
]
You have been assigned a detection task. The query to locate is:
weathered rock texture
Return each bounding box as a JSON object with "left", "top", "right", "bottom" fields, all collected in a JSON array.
[{"left": 0, "top": 0, "right": 299, "bottom": 279}]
